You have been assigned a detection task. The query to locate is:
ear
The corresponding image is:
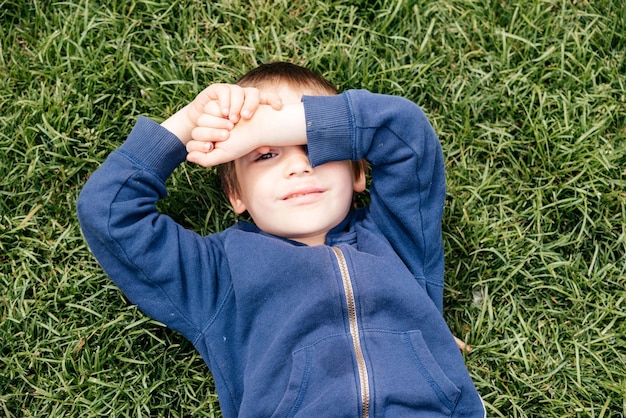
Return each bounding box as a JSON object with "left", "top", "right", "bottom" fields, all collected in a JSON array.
[
  {"left": 353, "top": 167, "right": 366, "bottom": 193},
  {"left": 228, "top": 192, "right": 247, "bottom": 214}
]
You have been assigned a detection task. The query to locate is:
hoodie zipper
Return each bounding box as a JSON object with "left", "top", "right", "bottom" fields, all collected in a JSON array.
[{"left": 331, "top": 246, "right": 370, "bottom": 418}]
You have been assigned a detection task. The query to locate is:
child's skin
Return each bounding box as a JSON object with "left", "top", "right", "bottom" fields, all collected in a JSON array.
[{"left": 162, "top": 83, "right": 365, "bottom": 246}]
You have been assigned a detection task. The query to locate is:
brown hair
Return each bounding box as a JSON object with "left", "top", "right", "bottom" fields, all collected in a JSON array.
[{"left": 218, "top": 62, "right": 366, "bottom": 199}]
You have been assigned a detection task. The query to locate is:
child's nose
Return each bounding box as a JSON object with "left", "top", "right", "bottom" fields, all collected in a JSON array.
[{"left": 285, "top": 147, "right": 312, "bottom": 177}]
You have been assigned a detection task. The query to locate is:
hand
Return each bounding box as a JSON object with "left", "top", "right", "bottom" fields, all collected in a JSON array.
[
  {"left": 160, "top": 83, "right": 282, "bottom": 145},
  {"left": 190, "top": 83, "right": 282, "bottom": 124},
  {"left": 185, "top": 84, "right": 283, "bottom": 166},
  {"left": 186, "top": 104, "right": 273, "bottom": 167}
]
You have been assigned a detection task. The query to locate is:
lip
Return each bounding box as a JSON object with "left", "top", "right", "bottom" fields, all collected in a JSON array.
[{"left": 281, "top": 187, "right": 325, "bottom": 204}]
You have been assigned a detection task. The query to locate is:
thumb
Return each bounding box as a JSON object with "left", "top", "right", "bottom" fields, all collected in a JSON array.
[{"left": 186, "top": 148, "right": 236, "bottom": 168}]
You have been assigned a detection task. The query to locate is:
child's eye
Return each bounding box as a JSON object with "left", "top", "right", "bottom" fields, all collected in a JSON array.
[{"left": 256, "top": 152, "right": 277, "bottom": 161}]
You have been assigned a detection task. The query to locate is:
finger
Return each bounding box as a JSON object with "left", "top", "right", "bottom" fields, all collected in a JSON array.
[
  {"left": 186, "top": 150, "right": 216, "bottom": 167},
  {"left": 202, "top": 99, "right": 226, "bottom": 118},
  {"left": 187, "top": 148, "right": 234, "bottom": 168},
  {"left": 196, "top": 113, "right": 234, "bottom": 130},
  {"left": 213, "top": 84, "right": 233, "bottom": 118},
  {"left": 239, "top": 88, "right": 261, "bottom": 119},
  {"left": 200, "top": 84, "right": 233, "bottom": 118},
  {"left": 190, "top": 126, "right": 230, "bottom": 143},
  {"left": 196, "top": 84, "right": 227, "bottom": 116},
  {"left": 226, "top": 86, "right": 246, "bottom": 123},
  {"left": 260, "top": 92, "right": 284, "bottom": 110},
  {"left": 186, "top": 139, "right": 216, "bottom": 154}
]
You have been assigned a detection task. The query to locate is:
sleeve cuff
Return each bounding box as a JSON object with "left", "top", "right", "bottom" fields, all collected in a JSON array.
[
  {"left": 119, "top": 116, "right": 188, "bottom": 180},
  {"left": 302, "top": 94, "right": 355, "bottom": 166}
]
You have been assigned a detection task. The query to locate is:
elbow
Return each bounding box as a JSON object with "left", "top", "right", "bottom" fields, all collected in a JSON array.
[{"left": 76, "top": 178, "right": 107, "bottom": 236}]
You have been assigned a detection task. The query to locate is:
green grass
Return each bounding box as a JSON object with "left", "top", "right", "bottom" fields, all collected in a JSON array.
[{"left": 1, "top": 0, "right": 624, "bottom": 416}]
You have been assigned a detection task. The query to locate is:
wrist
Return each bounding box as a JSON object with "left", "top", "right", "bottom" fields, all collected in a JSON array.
[
  {"left": 258, "top": 103, "right": 306, "bottom": 147},
  {"left": 161, "top": 104, "right": 196, "bottom": 145}
]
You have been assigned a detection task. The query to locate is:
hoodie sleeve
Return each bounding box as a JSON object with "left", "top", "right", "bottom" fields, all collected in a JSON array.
[
  {"left": 77, "top": 117, "right": 228, "bottom": 342},
  {"left": 303, "top": 90, "right": 446, "bottom": 312}
]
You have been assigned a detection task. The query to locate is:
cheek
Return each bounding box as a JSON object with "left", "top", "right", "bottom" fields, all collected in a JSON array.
[
  {"left": 234, "top": 164, "right": 261, "bottom": 197},
  {"left": 237, "top": 170, "right": 275, "bottom": 210},
  {"left": 328, "top": 162, "right": 356, "bottom": 187}
]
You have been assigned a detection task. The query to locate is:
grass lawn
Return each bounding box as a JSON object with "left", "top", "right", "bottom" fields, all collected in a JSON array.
[{"left": 1, "top": 0, "right": 624, "bottom": 416}]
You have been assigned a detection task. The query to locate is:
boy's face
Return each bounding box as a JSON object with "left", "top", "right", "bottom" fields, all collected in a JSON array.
[{"left": 229, "top": 84, "right": 365, "bottom": 246}]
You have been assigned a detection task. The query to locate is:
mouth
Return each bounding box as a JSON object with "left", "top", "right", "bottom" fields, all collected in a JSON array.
[{"left": 282, "top": 188, "right": 325, "bottom": 203}]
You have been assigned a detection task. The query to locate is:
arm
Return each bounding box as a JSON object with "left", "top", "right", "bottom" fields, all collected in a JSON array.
[
  {"left": 303, "top": 90, "right": 447, "bottom": 312},
  {"left": 77, "top": 117, "right": 230, "bottom": 341},
  {"left": 77, "top": 84, "right": 283, "bottom": 338}
]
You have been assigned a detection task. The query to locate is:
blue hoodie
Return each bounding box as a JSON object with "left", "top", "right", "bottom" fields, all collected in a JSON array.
[{"left": 77, "top": 90, "right": 485, "bottom": 417}]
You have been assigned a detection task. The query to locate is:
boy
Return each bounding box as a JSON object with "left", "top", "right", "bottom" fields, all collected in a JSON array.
[{"left": 77, "top": 62, "right": 485, "bottom": 417}]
